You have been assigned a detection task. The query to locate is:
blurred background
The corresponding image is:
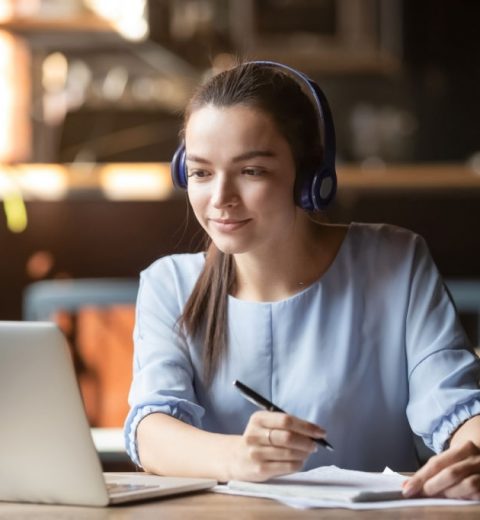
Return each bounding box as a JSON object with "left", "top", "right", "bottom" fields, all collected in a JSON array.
[{"left": 1, "top": 0, "right": 479, "bottom": 461}]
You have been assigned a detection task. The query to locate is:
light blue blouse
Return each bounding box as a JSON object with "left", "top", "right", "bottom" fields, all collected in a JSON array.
[{"left": 125, "top": 223, "right": 480, "bottom": 471}]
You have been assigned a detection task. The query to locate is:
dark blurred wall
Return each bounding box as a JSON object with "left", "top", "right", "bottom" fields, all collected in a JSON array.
[
  {"left": 403, "top": 0, "right": 480, "bottom": 161},
  {"left": 314, "top": 0, "right": 480, "bottom": 164}
]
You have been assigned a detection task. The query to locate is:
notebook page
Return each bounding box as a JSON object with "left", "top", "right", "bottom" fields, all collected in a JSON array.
[
  {"left": 227, "top": 465, "right": 406, "bottom": 502},
  {"left": 216, "top": 466, "right": 480, "bottom": 509}
]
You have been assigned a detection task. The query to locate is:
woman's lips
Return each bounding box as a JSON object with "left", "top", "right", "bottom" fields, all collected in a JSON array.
[{"left": 209, "top": 218, "right": 251, "bottom": 232}]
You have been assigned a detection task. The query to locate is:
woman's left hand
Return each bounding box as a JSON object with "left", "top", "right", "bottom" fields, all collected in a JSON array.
[{"left": 402, "top": 441, "right": 480, "bottom": 500}]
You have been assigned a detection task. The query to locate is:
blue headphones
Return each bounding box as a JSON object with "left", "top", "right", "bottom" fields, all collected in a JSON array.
[{"left": 171, "top": 61, "right": 337, "bottom": 212}]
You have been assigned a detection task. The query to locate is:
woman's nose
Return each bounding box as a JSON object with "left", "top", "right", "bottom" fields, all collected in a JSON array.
[{"left": 211, "top": 175, "right": 238, "bottom": 208}]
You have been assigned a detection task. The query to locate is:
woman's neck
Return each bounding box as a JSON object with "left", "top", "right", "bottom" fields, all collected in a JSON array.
[{"left": 231, "top": 222, "right": 347, "bottom": 302}]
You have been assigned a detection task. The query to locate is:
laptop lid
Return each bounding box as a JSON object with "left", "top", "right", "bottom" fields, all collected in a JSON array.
[{"left": 0, "top": 321, "right": 215, "bottom": 506}]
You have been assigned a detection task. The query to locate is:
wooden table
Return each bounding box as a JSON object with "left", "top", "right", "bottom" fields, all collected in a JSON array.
[{"left": 1, "top": 490, "right": 479, "bottom": 519}]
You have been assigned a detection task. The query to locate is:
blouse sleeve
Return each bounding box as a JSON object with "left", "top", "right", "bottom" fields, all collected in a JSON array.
[
  {"left": 405, "top": 235, "right": 480, "bottom": 453},
  {"left": 124, "top": 257, "right": 205, "bottom": 466}
]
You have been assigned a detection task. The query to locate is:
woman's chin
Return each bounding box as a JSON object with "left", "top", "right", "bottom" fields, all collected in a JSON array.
[{"left": 211, "top": 238, "right": 251, "bottom": 256}]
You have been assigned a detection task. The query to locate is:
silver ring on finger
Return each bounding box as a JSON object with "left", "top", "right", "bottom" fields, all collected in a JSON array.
[{"left": 266, "top": 428, "right": 274, "bottom": 446}]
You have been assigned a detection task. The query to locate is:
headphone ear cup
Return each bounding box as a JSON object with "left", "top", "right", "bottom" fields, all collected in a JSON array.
[
  {"left": 297, "top": 166, "right": 337, "bottom": 211},
  {"left": 171, "top": 143, "right": 187, "bottom": 189},
  {"left": 311, "top": 166, "right": 337, "bottom": 211}
]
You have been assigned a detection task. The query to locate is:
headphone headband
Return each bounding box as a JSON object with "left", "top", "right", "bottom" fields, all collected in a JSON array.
[{"left": 171, "top": 61, "right": 337, "bottom": 211}]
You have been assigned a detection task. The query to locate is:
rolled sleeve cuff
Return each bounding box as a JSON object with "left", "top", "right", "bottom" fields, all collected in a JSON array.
[
  {"left": 124, "top": 399, "right": 204, "bottom": 467},
  {"left": 424, "top": 396, "right": 480, "bottom": 453}
]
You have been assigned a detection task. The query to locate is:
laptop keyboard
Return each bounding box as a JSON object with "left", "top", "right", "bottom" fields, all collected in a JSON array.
[{"left": 107, "top": 482, "right": 161, "bottom": 495}]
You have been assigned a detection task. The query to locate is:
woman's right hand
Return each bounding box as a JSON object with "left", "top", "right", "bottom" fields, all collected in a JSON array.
[{"left": 227, "top": 411, "right": 326, "bottom": 481}]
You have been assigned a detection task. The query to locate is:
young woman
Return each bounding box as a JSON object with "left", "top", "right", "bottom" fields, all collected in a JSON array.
[{"left": 125, "top": 62, "right": 480, "bottom": 499}]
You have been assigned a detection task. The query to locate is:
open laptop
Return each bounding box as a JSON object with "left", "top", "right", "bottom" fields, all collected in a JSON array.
[{"left": 0, "top": 321, "right": 216, "bottom": 506}]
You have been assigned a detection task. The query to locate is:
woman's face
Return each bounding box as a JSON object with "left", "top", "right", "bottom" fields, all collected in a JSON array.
[{"left": 185, "top": 104, "right": 300, "bottom": 256}]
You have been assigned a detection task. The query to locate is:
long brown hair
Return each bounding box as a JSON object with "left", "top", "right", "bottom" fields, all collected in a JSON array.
[{"left": 179, "top": 62, "right": 323, "bottom": 384}]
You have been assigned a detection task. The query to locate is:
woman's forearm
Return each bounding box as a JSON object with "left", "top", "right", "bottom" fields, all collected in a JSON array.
[
  {"left": 136, "top": 412, "right": 237, "bottom": 482},
  {"left": 137, "top": 409, "right": 324, "bottom": 482},
  {"left": 450, "top": 414, "right": 480, "bottom": 449}
]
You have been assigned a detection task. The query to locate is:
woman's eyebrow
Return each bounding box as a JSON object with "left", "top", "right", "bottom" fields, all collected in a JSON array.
[
  {"left": 232, "top": 150, "right": 276, "bottom": 162},
  {"left": 186, "top": 154, "right": 211, "bottom": 164},
  {"left": 186, "top": 150, "right": 275, "bottom": 164}
]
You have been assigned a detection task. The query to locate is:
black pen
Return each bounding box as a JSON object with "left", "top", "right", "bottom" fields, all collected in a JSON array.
[{"left": 233, "top": 379, "right": 334, "bottom": 452}]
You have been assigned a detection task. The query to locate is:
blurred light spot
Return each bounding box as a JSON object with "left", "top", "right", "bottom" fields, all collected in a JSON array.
[
  {"left": 170, "top": 0, "right": 213, "bottom": 40},
  {"left": 100, "top": 164, "right": 172, "bottom": 200},
  {"left": 42, "top": 52, "right": 68, "bottom": 93},
  {"left": 0, "top": 30, "right": 31, "bottom": 162},
  {"left": 0, "top": 1, "right": 13, "bottom": 21},
  {"left": 16, "top": 164, "right": 68, "bottom": 199},
  {"left": 467, "top": 152, "right": 480, "bottom": 176},
  {"left": 131, "top": 76, "right": 155, "bottom": 102},
  {"left": 86, "top": 0, "right": 148, "bottom": 41},
  {"left": 3, "top": 192, "right": 27, "bottom": 233},
  {"left": 69, "top": 60, "right": 92, "bottom": 88},
  {"left": 102, "top": 66, "right": 128, "bottom": 101},
  {"left": 117, "top": 14, "right": 148, "bottom": 41},
  {"left": 0, "top": 167, "right": 27, "bottom": 232},
  {"left": 26, "top": 250, "right": 54, "bottom": 279},
  {"left": 11, "top": 1, "right": 40, "bottom": 17},
  {"left": 66, "top": 60, "right": 92, "bottom": 110},
  {"left": 361, "top": 157, "right": 386, "bottom": 171}
]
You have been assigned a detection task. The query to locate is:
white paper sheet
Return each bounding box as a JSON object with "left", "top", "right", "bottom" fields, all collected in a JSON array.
[{"left": 213, "top": 466, "right": 480, "bottom": 509}]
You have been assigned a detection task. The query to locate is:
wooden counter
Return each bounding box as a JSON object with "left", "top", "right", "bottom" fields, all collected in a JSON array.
[{"left": 1, "top": 490, "right": 480, "bottom": 519}]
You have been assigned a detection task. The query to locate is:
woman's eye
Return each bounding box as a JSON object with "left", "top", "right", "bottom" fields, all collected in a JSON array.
[
  {"left": 242, "top": 167, "right": 264, "bottom": 176},
  {"left": 187, "top": 169, "right": 210, "bottom": 179}
]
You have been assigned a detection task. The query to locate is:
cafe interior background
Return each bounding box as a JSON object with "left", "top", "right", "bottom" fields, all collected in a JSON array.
[{"left": 1, "top": 0, "right": 479, "bottom": 467}]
